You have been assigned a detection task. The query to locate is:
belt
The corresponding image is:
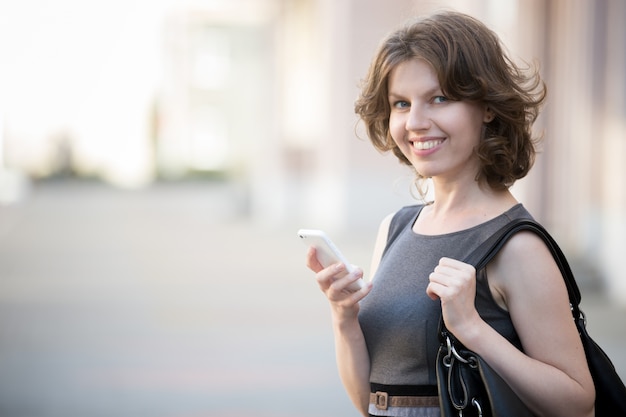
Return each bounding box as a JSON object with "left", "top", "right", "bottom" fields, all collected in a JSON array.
[{"left": 369, "top": 391, "right": 439, "bottom": 410}]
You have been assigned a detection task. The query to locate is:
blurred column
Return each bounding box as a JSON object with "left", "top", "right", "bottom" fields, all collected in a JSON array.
[
  {"left": 274, "top": 0, "right": 339, "bottom": 228},
  {"left": 505, "top": 0, "right": 549, "bottom": 221},
  {"left": 601, "top": 0, "right": 626, "bottom": 305},
  {"left": 540, "top": 0, "right": 596, "bottom": 253}
]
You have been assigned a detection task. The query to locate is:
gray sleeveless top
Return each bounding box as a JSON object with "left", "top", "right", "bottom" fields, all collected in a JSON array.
[{"left": 358, "top": 203, "right": 532, "bottom": 386}]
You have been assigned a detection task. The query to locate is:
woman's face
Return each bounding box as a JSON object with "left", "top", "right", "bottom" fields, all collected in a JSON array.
[{"left": 387, "top": 58, "right": 491, "bottom": 183}]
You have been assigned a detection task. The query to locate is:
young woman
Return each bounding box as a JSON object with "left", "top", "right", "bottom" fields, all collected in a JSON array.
[{"left": 305, "top": 11, "right": 595, "bottom": 417}]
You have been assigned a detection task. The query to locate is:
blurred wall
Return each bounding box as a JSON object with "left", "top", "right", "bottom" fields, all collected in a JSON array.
[
  {"left": 0, "top": 0, "right": 625, "bottom": 302},
  {"left": 267, "top": 0, "right": 626, "bottom": 303},
  {"left": 262, "top": 0, "right": 626, "bottom": 303}
]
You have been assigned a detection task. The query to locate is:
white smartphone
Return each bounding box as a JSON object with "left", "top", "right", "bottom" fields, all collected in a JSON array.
[{"left": 297, "top": 228, "right": 364, "bottom": 292}]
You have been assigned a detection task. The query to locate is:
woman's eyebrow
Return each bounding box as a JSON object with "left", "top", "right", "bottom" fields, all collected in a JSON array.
[{"left": 388, "top": 86, "right": 442, "bottom": 99}]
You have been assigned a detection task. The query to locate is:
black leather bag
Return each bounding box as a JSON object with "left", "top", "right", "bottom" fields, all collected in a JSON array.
[
  {"left": 436, "top": 331, "right": 534, "bottom": 417},
  {"left": 436, "top": 219, "right": 626, "bottom": 417}
]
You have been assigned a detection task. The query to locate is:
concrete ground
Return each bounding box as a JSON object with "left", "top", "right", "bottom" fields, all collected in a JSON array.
[{"left": 0, "top": 180, "right": 623, "bottom": 417}]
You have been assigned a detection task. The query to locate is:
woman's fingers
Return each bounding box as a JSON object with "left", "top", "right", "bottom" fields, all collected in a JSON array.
[
  {"left": 305, "top": 246, "right": 325, "bottom": 272},
  {"left": 305, "top": 246, "right": 371, "bottom": 315},
  {"left": 428, "top": 257, "right": 475, "bottom": 296}
]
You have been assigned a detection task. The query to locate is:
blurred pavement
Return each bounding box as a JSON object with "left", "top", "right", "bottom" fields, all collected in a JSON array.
[{"left": 0, "top": 180, "right": 623, "bottom": 417}]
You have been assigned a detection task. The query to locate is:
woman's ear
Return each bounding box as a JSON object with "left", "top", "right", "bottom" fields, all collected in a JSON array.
[{"left": 484, "top": 107, "right": 495, "bottom": 123}]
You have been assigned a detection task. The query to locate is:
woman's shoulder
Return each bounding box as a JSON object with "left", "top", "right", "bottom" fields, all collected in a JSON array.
[
  {"left": 391, "top": 203, "right": 424, "bottom": 221},
  {"left": 389, "top": 203, "right": 425, "bottom": 228},
  {"left": 487, "top": 217, "right": 566, "bottom": 310},
  {"left": 368, "top": 204, "right": 425, "bottom": 278},
  {"left": 385, "top": 204, "right": 426, "bottom": 243},
  {"left": 503, "top": 203, "right": 534, "bottom": 221},
  {"left": 375, "top": 205, "right": 421, "bottom": 250}
]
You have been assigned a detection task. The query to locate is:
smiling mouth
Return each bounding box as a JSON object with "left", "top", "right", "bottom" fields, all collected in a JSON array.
[{"left": 413, "top": 139, "right": 444, "bottom": 150}]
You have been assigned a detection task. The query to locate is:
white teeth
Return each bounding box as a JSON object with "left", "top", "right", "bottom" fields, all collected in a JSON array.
[{"left": 414, "top": 140, "right": 443, "bottom": 150}]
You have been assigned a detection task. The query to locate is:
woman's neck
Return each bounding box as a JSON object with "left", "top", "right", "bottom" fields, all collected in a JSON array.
[{"left": 413, "top": 185, "right": 518, "bottom": 235}]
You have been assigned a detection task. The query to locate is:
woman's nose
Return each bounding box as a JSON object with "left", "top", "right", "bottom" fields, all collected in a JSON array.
[{"left": 405, "top": 106, "right": 431, "bottom": 131}]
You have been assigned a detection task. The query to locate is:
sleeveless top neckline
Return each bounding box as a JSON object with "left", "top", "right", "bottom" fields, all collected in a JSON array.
[{"left": 359, "top": 203, "right": 531, "bottom": 387}]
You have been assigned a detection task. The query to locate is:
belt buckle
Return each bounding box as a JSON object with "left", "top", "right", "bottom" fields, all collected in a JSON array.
[{"left": 374, "top": 391, "right": 388, "bottom": 410}]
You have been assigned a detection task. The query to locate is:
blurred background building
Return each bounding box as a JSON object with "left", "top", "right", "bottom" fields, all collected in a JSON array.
[
  {"left": 0, "top": 0, "right": 624, "bottom": 273},
  {"left": 0, "top": 1, "right": 624, "bottom": 415},
  {"left": 3, "top": 0, "right": 622, "bottom": 301}
]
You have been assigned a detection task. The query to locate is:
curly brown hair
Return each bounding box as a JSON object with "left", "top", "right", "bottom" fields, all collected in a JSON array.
[{"left": 354, "top": 11, "right": 546, "bottom": 192}]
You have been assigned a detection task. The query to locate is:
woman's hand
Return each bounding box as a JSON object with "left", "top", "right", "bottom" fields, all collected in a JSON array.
[
  {"left": 305, "top": 246, "right": 373, "bottom": 415},
  {"left": 426, "top": 257, "right": 481, "bottom": 340},
  {"left": 306, "top": 246, "right": 371, "bottom": 320}
]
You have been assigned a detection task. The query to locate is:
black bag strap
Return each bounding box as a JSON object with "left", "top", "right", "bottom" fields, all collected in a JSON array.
[{"left": 440, "top": 218, "right": 583, "bottom": 336}]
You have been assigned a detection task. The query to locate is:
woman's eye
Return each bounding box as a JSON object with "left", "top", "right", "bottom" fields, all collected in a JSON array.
[
  {"left": 393, "top": 100, "right": 410, "bottom": 109},
  {"left": 433, "top": 96, "right": 448, "bottom": 104}
]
